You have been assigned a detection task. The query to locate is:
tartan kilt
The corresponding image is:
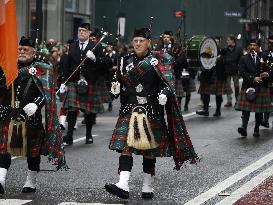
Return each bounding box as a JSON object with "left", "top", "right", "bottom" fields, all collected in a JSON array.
[
  {"left": 182, "top": 78, "right": 196, "bottom": 93},
  {"left": 109, "top": 113, "right": 175, "bottom": 157},
  {"left": 0, "top": 121, "right": 45, "bottom": 157},
  {"left": 175, "top": 79, "right": 185, "bottom": 97},
  {"left": 235, "top": 86, "right": 273, "bottom": 113},
  {"left": 63, "top": 81, "right": 105, "bottom": 113},
  {"left": 198, "top": 79, "right": 226, "bottom": 95},
  {"left": 96, "top": 79, "right": 112, "bottom": 104}
]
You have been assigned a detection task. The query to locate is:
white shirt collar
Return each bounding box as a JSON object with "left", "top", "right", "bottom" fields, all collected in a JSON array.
[{"left": 79, "top": 39, "right": 89, "bottom": 45}]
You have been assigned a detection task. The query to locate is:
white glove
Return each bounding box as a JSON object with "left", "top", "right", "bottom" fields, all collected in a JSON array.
[
  {"left": 111, "top": 81, "right": 120, "bottom": 95},
  {"left": 158, "top": 94, "right": 167, "bottom": 105},
  {"left": 86, "top": 50, "right": 96, "bottom": 62},
  {"left": 23, "top": 103, "right": 38, "bottom": 117},
  {"left": 59, "top": 83, "right": 67, "bottom": 94}
]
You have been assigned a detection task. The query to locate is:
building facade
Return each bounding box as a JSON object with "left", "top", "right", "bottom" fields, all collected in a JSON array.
[
  {"left": 95, "top": 0, "right": 245, "bottom": 44},
  {"left": 242, "top": 0, "right": 273, "bottom": 47},
  {"left": 16, "top": 0, "right": 95, "bottom": 43}
]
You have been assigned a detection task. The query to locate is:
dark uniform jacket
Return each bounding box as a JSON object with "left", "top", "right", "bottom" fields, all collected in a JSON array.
[
  {"left": 0, "top": 61, "right": 45, "bottom": 124},
  {"left": 116, "top": 52, "right": 169, "bottom": 119},
  {"left": 239, "top": 53, "right": 262, "bottom": 89},
  {"left": 65, "top": 40, "right": 111, "bottom": 83}
]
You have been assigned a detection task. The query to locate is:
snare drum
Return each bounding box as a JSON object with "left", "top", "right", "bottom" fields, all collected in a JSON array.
[{"left": 186, "top": 35, "right": 218, "bottom": 70}]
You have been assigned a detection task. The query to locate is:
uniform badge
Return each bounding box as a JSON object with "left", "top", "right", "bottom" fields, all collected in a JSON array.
[
  {"left": 126, "top": 62, "right": 134, "bottom": 72},
  {"left": 150, "top": 58, "right": 158, "bottom": 67},
  {"left": 29, "top": 66, "right": 37, "bottom": 75},
  {"left": 135, "top": 84, "right": 143, "bottom": 93}
]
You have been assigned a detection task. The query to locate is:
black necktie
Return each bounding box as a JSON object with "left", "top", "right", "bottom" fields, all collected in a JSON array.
[
  {"left": 80, "top": 43, "right": 84, "bottom": 51},
  {"left": 251, "top": 54, "right": 256, "bottom": 64}
]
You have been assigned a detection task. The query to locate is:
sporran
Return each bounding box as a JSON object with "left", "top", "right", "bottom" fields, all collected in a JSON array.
[{"left": 127, "top": 106, "right": 158, "bottom": 150}]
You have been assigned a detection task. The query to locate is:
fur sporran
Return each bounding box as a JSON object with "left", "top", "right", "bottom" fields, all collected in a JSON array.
[
  {"left": 7, "top": 119, "right": 27, "bottom": 156},
  {"left": 127, "top": 106, "right": 158, "bottom": 150},
  {"left": 76, "top": 79, "right": 88, "bottom": 95},
  {"left": 246, "top": 87, "right": 256, "bottom": 102}
]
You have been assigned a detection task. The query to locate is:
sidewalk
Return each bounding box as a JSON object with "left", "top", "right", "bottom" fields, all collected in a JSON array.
[{"left": 234, "top": 175, "right": 273, "bottom": 205}]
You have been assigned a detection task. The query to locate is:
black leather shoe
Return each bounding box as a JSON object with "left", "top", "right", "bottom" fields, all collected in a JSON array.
[
  {"left": 184, "top": 106, "right": 188, "bottom": 112},
  {"left": 142, "top": 192, "right": 154, "bottom": 199},
  {"left": 238, "top": 127, "right": 247, "bottom": 137},
  {"left": 260, "top": 121, "right": 270, "bottom": 128},
  {"left": 0, "top": 183, "right": 4, "bottom": 195},
  {"left": 105, "top": 184, "right": 129, "bottom": 199},
  {"left": 196, "top": 110, "right": 209, "bottom": 116},
  {"left": 224, "top": 102, "right": 232, "bottom": 107},
  {"left": 22, "top": 187, "right": 36, "bottom": 193},
  {"left": 213, "top": 111, "right": 221, "bottom": 117},
  {"left": 63, "top": 136, "right": 73, "bottom": 145},
  {"left": 86, "top": 135, "right": 93, "bottom": 144},
  {"left": 60, "top": 124, "right": 65, "bottom": 131},
  {"left": 253, "top": 131, "right": 260, "bottom": 137}
]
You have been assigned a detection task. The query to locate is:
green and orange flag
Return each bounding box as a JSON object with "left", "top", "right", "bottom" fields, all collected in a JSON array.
[{"left": 0, "top": 0, "right": 18, "bottom": 87}]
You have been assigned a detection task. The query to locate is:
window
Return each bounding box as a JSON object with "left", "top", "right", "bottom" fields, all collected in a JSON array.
[{"left": 65, "top": 0, "right": 76, "bottom": 12}]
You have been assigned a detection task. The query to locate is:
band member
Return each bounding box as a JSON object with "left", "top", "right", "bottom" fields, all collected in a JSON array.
[
  {"left": 159, "top": 32, "right": 196, "bottom": 111},
  {"left": 105, "top": 28, "right": 198, "bottom": 199},
  {"left": 155, "top": 31, "right": 189, "bottom": 110},
  {"left": 154, "top": 31, "right": 176, "bottom": 92},
  {"left": 58, "top": 39, "right": 74, "bottom": 130},
  {"left": 60, "top": 23, "right": 111, "bottom": 145},
  {"left": 235, "top": 39, "right": 273, "bottom": 137},
  {"left": 260, "top": 36, "right": 273, "bottom": 128},
  {"left": 104, "top": 42, "right": 118, "bottom": 111},
  {"left": 174, "top": 50, "right": 188, "bottom": 109},
  {"left": 0, "top": 37, "right": 67, "bottom": 194},
  {"left": 196, "top": 36, "right": 227, "bottom": 116}
]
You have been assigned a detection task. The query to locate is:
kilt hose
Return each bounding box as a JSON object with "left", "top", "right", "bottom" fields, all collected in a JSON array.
[
  {"left": 64, "top": 81, "right": 105, "bottom": 114},
  {"left": 235, "top": 86, "right": 273, "bottom": 113},
  {"left": 109, "top": 113, "right": 175, "bottom": 158},
  {"left": 0, "top": 121, "right": 45, "bottom": 157},
  {"left": 198, "top": 79, "right": 227, "bottom": 95},
  {"left": 175, "top": 78, "right": 185, "bottom": 97}
]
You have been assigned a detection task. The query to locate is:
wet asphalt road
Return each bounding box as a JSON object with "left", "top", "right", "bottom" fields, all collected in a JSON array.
[{"left": 2, "top": 87, "right": 273, "bottom": 205}]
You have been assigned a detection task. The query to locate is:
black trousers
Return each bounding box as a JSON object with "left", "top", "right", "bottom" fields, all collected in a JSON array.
[{"left": 0, "top": 153, "right": 40, "bottom": 171}]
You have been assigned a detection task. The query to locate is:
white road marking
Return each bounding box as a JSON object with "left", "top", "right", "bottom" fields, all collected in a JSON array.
[
  {"left": 59, "top": 203, "right": 123, "bottom": 205},
  {"left": 184, "top": 150, "right": 273, "bottom": 205},
  {"left": 216, "top": 164, "right": 273, "bottom": 205},
  {"left": 0, "top": 199, "right": 32, "bottom": 205},
  {"left": 182, "top": 112, "right": 196, "bottom": 118},
  {"left": 70, "top": 135, "right": 98, "bottom": 144}
]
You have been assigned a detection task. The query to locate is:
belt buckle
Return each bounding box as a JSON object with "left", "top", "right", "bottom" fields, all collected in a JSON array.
[{"left": 136, "top": 96, "right": 147, "bottom": 104}]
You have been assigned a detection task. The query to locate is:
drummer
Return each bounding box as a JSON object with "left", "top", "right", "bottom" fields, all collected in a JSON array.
[{"left": 196, "top": 36, "right": 227, "bottom": 116}]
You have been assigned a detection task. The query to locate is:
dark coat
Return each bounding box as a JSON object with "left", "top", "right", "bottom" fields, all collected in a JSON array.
[
  {"left": 239, "top": 53, "right": 261, "bottom": 89},
  {"left": 222, "top": 45, "right": 242, "bottom": 75},
  {"left": 65, "top": 40, "right": 111, "bottom": 83}
]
